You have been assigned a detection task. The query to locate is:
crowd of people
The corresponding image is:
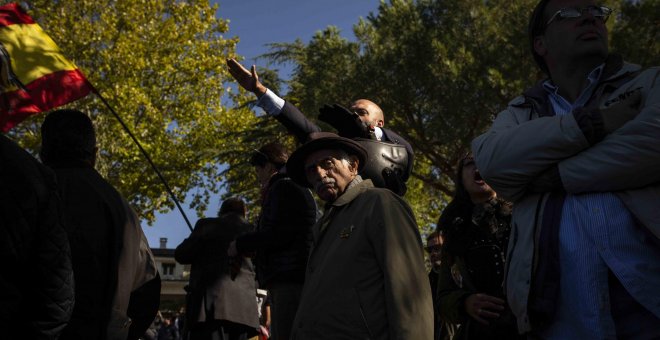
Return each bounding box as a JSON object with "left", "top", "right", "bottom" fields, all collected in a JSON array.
[{"left": 2, "top": 0, "right": 659, "bottom": 339}]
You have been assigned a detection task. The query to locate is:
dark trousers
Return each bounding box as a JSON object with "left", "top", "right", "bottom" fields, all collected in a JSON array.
[
  {"left": 269, "top": 282, "right": 303, "bottom": 340},
  {"left": 189, "top": 320, "right": 254, "bottom": 340}
]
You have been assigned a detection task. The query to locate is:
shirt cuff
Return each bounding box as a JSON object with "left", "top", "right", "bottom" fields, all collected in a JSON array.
[{"left": 256, "top": 88, "right": 285, "bottom": 116}]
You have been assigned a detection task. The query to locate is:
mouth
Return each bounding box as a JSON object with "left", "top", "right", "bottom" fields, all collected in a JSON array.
[
  {"left": 578, "top": 31, "right": 601, "bottom": 40},
  {"left": 473, "top": 170, "right": 485, "bottom": 185}
]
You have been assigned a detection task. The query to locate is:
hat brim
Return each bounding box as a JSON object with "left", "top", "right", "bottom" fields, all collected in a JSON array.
[{"left": 286, "top": 133, "right": 368, "bottom": 188}]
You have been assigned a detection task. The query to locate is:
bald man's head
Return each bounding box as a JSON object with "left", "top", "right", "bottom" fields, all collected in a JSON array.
[{"left": 350, "top": 99, "right": 384, "bottom": 128}]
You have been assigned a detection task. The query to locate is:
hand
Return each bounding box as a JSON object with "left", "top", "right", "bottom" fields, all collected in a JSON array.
[
  {"left": 227, "top": 240, "right": 238, "bottom": 257},
  {"left": 318, "top": 103, "right": 371, "bottom": 139},
  {"left": 601, "top": 87, "right": 642, "bottom": 134},
  {"left": 464, "top": 293, "right": 505, "bottom": 325},
  {"left": 226, "top": 58, "right": 267, "bottom": 96}
]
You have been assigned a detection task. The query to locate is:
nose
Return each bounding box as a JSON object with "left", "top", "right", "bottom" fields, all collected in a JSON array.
[{"left": 306, "top": 164, "right": 326, "bottom": 183}]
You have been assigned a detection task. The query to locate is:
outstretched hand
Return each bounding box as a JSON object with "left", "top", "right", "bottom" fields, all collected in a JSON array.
[{"left": 226, "top": 58, "right": 267, "bottom": 96}]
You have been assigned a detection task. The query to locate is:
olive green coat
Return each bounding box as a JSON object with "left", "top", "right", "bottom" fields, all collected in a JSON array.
[{"left": 291, "top": 179, "right": 433, "bottom": 339}]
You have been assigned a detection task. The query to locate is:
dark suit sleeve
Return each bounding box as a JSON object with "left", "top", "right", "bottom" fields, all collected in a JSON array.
[
  {"left": 436, "top": 261, "right": 472, "bottom": 324},
  {"left": 236, "top": 179, "right": 316, "bottom": 253},
  {"left": 126, "top": 274, "right": 161, "bottom": 340},
  {"left": 274, "top": 101, "right": 322, "bottom": 143},
  {"left": 174, "top": 220, "right": 209, "bottom": 264}
]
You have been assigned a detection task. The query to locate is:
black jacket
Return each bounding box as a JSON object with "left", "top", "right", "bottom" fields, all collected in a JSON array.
[
  {"left": 50, "top": 161, "right": 159, "bottom": 340},
  {"left": 277, "top": 101, "right": 414, "bottom": 181},
  {"left": 175, "top": 214, "right": 259, "bottom": 332},
  {"left": 236, "top": 173, "right": 317, "bottom": 287},
  {"left": 0, "top": 134, "right": 74, "bottom": 339}
]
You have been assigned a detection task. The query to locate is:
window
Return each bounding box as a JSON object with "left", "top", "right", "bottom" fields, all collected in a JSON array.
[{"left": 162, "top": 263, "right": 175, "bottom": 276}]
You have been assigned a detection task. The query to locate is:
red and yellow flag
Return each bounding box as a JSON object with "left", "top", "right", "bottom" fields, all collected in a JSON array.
[{"left": 0, "top": 3, "right": 91, "bottom": 132}]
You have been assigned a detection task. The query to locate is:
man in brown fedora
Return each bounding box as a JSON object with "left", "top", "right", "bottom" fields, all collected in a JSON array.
[{"left": 285, "top": 132, "right": 432, "bottom": 339}]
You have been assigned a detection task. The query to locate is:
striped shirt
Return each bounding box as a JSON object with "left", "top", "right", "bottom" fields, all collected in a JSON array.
[{"left": 539, "top": 66, "right": 660, "bottom": 338}]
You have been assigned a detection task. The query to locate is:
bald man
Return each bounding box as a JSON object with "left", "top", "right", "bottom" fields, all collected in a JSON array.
[{"left": 227, "top": 58, "right": 414, "bottom": 194}]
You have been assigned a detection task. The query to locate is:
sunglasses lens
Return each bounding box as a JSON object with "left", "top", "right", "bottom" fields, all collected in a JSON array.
[{"left": 561, "top": 8, "right": 582, "bottom": 19}]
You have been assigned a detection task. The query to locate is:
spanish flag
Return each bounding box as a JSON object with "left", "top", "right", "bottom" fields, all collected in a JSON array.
[{"left": 0, "top": 3, "right": 91, "bottom": 132}]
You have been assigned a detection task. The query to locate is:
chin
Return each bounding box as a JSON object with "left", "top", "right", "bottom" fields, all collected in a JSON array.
[{"left": 317, "top": 189, "right": 337, "bottom": 202}]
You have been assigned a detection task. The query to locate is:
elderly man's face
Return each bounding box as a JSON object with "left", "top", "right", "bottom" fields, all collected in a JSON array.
[{"left": 304, "top": 149, "right": 359, "bottom": 202}]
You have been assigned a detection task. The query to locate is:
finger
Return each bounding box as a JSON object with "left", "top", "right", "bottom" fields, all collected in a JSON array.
[
  {"left": 481, "top": 301, "right": 505, "bottom": 311},
  {"left": 480, "top": 294, "right": 506, "bottom": 305},
  {"left": 472, "top": 313, "right": 490, "bottom": 326},
  {"left": 479, "top": 309, "right": 501, "bottom": 319},
  {"left": 251, "top": 65, "right": 258, "bottom": 79}
]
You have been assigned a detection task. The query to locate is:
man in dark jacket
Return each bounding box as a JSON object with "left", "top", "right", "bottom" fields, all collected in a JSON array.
[
  {"left": 40, "top": 109, "right": 160, "bottom": 340},
  {"left": 175, "top": 197, "right": 260, "bottom": 340},
  {"left": 0, "top": 133, "right": 74, "bottom": 340},
  {"left": 227, "top": 58, "right": 412, "bottom": 196},
  {"left": 227, "top": 142, "right": 317, "bottom": 340}
]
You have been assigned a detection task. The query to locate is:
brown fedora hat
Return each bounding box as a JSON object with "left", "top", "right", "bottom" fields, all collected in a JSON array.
[{"left": 287, "top": 132, "right": 368, "bottom": 188}]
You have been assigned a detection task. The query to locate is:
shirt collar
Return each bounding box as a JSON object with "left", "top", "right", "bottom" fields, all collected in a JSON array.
[{"left": 542, "top": 64, "right": 605, "bottom": 96}]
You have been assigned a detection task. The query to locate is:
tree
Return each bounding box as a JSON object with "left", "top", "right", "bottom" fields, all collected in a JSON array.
[
  {"left": 6, "top": 0, "right": 281, "bottom": 222},
  {"left": 260, "top": 0, "right": 657, "bottom": 231}
]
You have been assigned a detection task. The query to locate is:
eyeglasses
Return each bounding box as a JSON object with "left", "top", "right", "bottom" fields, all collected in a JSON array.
[
  {"left": 425, "top": 245, "right": 442, "bottom": 254},
  {"left": 546, "top": 5, "right": 612, "bottom": 27}
]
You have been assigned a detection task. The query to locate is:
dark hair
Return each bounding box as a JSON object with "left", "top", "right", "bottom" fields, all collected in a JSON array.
[
  {"left": 218, "top": 197, "right": 246, "bottom": 217},
  {"left": 528, "top": 0, "right": 552, "bottom": 74},
  {"left": 249, "top": 141, "right": 289, "bottom": 169},
  {"left": 436, "top": 153, "right": 477, "bottom": 264},
  {"left": 426, "top": 230, "right": 441, "bottom": 243},
  {"left": 40, "top": 109, "right": 96, "bottom": 165}
]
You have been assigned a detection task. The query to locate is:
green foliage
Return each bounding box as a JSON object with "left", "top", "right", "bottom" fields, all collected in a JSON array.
[
  {"left": 6, "top": 0, "right": 655, "bottom": 231},
  {"left": 260, "top": 0, "right": 657, "bottom": 231},
  {"left": 5, "top": 0, "right": 265, "bottom": 223},
  {"left": 610, "top": 0, "right": 660, "bottom": 67}
]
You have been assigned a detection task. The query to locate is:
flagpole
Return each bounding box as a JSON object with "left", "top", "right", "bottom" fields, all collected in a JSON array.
[{"left": 89, "top": 85, "right": 194, "bottom": 232}]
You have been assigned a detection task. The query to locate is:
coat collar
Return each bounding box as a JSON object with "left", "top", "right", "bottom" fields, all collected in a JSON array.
[
  {"left": 327, "top": 177, "right": 374, "bottom": 208},
  {"left": 515, "top": 54, "right": 638, "bottom": 116}
]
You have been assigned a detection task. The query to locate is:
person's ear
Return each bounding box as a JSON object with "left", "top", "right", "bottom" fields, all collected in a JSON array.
[
  {"left": 349, "top": 155, "right": 359, "bottom": 174},
  {"left": 534, "top": 36, "right": 547, "bottom": 58}
]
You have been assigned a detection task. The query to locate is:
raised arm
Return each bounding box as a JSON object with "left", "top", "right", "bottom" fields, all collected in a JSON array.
[{"left": 226, "top": 58, "right": 267, "bottom": 97}]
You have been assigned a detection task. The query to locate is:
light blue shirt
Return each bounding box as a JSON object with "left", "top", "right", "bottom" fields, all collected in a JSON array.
[{"left": 539, "top": 67, "right": 660, "bottom": 338}]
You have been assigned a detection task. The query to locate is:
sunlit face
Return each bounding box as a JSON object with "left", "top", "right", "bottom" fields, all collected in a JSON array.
[
  {"left": 461, "top": 157, "right": 495, "bottom": 202},
  {"left": 535, "top": 0, "right": 609, "bottom": 71},
  {"left": 304, "top": 149, "right": 358, "bottom": 202},
  {"left": 350, "top": 99, "right": 384, "bottom": 128}
]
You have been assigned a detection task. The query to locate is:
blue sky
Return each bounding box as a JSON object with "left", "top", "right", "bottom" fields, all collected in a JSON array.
[{"left": 143, "top": 0, "right": 381, "bottom": 249}]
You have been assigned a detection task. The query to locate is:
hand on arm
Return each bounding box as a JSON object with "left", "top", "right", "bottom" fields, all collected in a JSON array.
[
  {"left": 464, "top": 293, "right": 506, "bottom": 325},
  {"left": 226, "top": 58, "right": 267, "bottom": 97},
  {"left": 600, "top": 87, "right": 642, "bottom": 134}
]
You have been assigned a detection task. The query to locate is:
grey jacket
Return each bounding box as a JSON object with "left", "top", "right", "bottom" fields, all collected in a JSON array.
[
  {"left": 291, "top": 179, "right": 433, "bottom": 340},
  {"left": 472, "top": 60, "right": 660, "bottom": 332}
]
